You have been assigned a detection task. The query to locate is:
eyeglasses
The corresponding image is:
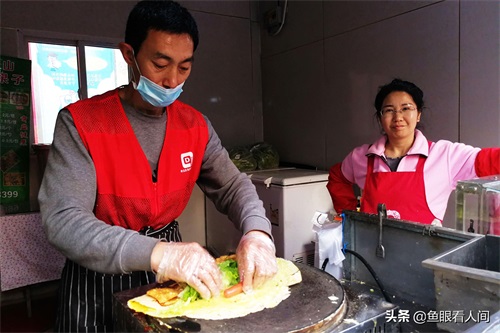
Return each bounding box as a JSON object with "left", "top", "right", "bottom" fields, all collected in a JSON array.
[{"left": 380, "top": 105, "right": 417, "bottom": 117}]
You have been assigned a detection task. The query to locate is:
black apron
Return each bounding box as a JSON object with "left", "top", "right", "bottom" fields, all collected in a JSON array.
[{"left": 54, "top": 221, "right": 181, "bottom": 332}]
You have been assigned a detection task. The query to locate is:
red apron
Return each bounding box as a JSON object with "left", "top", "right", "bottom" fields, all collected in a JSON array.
[{"left": 361, "top": 153, "right": 436, "bottom": 224}]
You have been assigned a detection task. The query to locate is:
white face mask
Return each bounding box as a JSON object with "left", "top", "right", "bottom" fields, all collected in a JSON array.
[{"left": 132, "top": 57, "right": 184, "bottom": 107}]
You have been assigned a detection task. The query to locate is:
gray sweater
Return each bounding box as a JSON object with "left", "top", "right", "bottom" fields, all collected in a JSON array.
[{"left": 38, "top": 96, "right": 271, "bottom": 274}]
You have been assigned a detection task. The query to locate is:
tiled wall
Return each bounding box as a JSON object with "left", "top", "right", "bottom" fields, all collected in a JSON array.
[
  {"left": 1, "top": 1, "right": 497, "bottom": 228},
  {"left": 0, "top": 0, "right": 263, "bottom": 149},
  {"left": 260, "top": 0, "right": 500, "bottom": 170},
  {"left": 1, "top": 1, "right": 264, "bottom": 216},
  {"left": 182, "top": 2, "right": 264, "bottom": 147}
]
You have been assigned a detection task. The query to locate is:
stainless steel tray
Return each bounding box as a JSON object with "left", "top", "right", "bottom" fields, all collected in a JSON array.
[{"left": 342, "top": 211, "right": 478, "bottom": 312}]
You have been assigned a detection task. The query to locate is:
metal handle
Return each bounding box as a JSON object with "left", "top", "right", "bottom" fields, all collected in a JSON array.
[{"left": 376, "top": 203, "right": 387, "bottom": 258}]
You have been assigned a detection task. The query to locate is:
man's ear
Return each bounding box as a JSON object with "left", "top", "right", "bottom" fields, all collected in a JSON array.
[{"left": 118, "top": 42, "right": 135, "bottom": 65}]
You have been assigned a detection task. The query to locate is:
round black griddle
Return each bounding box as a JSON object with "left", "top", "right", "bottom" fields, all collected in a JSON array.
[{"left": 113, "top": 263, "right": 347, "bottom": 332}]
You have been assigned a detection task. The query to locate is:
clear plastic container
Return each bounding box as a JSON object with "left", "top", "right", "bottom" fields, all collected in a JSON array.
[{"left": 455, "top": 175, "right": 500, "bottom": 235}]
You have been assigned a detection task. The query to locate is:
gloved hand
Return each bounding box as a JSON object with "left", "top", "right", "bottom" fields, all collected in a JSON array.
[
  {"left": 155, "top": 242, "right": 223, "bottom": 299},
  {"left": 236, "top": 231, "right": 277, "bottom": 293}
]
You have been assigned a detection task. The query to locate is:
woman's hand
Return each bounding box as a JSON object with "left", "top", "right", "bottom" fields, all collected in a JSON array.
[
  {"left": 152, "top": 242, "right": 223, "bottom": 299},
  {"left": 236, "top": 230, "right": 277, "bottom": 293}
]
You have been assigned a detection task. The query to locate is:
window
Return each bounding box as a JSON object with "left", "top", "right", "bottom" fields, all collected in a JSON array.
[{"left": 27, "top": 39, "right": 128, "bottom": 144}]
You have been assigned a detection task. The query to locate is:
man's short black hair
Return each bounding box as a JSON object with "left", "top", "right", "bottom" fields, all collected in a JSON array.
[{"left": 125, "top": 0, "right": 199, "bottom": 54}]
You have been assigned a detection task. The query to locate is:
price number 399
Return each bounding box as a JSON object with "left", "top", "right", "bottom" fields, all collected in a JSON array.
[{"left": 1, "top": 191, "right": 19, "bottom": 199}]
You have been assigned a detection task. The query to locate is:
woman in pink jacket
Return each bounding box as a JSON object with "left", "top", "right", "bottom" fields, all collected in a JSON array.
[{"left": 327, "top": 79, "right": 499, "bottom": 227}]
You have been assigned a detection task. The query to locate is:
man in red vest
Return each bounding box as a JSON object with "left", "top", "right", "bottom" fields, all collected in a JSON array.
[{"left": 39, "top": 1, "right": 276, "bottom": 331}]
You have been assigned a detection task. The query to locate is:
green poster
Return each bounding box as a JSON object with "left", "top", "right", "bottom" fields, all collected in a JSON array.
[{"left": 0, "top": 55, "right": 32, "bottom": 214}]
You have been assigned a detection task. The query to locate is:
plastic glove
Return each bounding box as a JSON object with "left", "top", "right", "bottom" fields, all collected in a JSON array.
[
  {"left": 155, "top": 242, "right": 222, "bottom": 299},
  {"left": 236, "top": 231, "right": 277, "bottom": 293}
]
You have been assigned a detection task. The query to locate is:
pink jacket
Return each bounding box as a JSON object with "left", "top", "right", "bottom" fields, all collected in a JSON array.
[{"left": 340, "top": 130, "right": 482, "bottom": 220}]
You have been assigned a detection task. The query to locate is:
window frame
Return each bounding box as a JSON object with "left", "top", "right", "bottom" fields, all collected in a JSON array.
[{"left": 17, "top": 29, "right": 127, "bottom": 144}]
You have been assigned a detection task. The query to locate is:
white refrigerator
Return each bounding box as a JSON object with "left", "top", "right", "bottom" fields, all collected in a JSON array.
[{"left": 205, "top": 168, "right": 333, "bottom": 265}]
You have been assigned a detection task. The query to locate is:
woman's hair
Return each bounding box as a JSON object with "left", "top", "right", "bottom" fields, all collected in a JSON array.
[
  {"left": 125, "top": 0, "right": 199, "bottom": 55},
  {"left": 373, "top": 78, "right": 425, "bottom": 129},
  {"left": 374, "top": 78, "right": 424, "bottom": 112}
]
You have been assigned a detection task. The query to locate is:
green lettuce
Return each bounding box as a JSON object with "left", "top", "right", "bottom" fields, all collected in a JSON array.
[
  {"left": 179, "top": 284, "right": 200, "bottom": 302},
  {"left": 219, "top": 259, "right": 239, "bottom": 287},
  {"left": 179, "top": 259, "right": 239, "bottom": 302}
]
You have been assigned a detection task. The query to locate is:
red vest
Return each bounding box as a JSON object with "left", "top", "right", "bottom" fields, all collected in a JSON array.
[
  {"left": 361, "top": 144, "right": 436, "bottom": 224},
  {"left": 67, "top": 89, "right": 208, "bottom": 231}
]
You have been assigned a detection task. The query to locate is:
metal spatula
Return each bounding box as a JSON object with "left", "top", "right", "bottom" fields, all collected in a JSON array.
[{"left": 376, "top": 203, "right": 386, "bottom": 258}]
